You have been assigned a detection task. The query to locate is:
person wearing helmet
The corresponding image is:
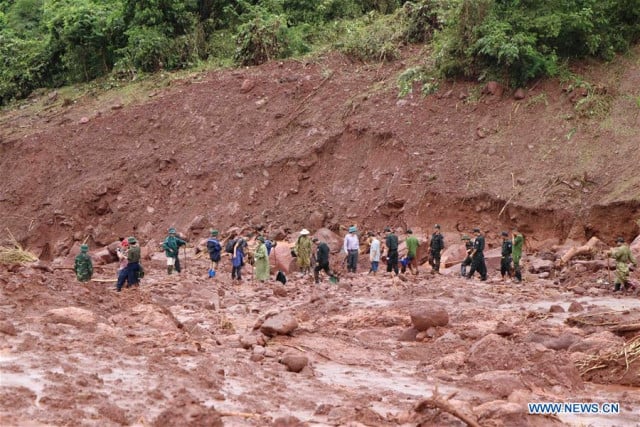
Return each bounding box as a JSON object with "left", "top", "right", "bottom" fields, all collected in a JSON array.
[
  {"left": 162, "top": 227, "right": 187, "bottom": 275},
  {"left": 74, "top": 244, "right": 93, "bottom": 283},
  {"left": 343, "top": 225, "right": 360, "bottom": 273},
  {"left": 294, "top": 229, "right": 313, "bottom": 276},
  {"left": 609, "top": 237, "right": 638, "bottom": 292}
]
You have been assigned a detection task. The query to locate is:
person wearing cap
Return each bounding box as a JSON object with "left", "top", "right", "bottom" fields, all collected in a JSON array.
[
  {"left": 117, "top": 237, "right": 141, "bottom": 291},
  {"left": 384, "top": 227, "right": 399, "bottom": 276},
  {"left": 206, "top": 229, "right": 222, "bottom": 278},
  {"left": 294, "top": 229, "right": 313, "bottom": 276},
  {"left": 429, "top": 224, "right": 445, "bottom": 274},
  {"left": 162, "top": 227, "right": 187, "bottom": 275},
  {"left": 609, "top": 237, "right": 637, "bottom": 292},
  {"left": 231, "top": 236, "right": 247, "bottom": 282},
  {"left": 116, "top": 238, "right": 130, "bottom": 286},
  {"left": 344, "top": 225, "right": 360, "bottom": 273},
  {"left": 466, "top": 228, "right": 487, "bottom": 281},
  {"left": 404, "top": 229, "right": 420, "bottom": 275},
  {"left": 460, "top": 235, "right": 474, "bottom": 277},
  {"left": 368, "top": 232, "right": 381, "bottom": 275},
  {"left": 74, "top": 244, "right": 93, "bottom": 283},
  {"left": 313, "top": 237, "right": 337, "bottom": 283},
  {"left": 512, "top": 227, "right": 524, "bottom": 283},
  {"left": 253, "top": 236, "right": 270, "bottom": 282},
  {"left": 500, "top": 231, "right": 513, "bottom": 281}
]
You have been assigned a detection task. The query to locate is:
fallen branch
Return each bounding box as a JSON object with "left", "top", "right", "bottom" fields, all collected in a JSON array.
[
  {"left": 415, "top": 387, "right": 481, "bottom": 427},
  {"left": 498, "top": 193, "right": 516, "bottom": 218},
  {"left": 611, "top": 323, "right": 640, "bottom": 334},
  {"left": 218, "top": 411, "right": 262, "bottom": 419}
]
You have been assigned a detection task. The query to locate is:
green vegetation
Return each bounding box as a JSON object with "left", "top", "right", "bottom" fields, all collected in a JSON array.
[{"left": 1, "top": 0, "right": 640, "bottom": 105}]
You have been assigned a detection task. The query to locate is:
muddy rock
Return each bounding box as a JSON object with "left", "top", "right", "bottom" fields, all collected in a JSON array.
[
  {"left": 307, "top": 211, "right": 326, "bottom": 230},
  {"left": 239, "top": 334, "right": 261, "bottom": 349},
  {"left": 240, "top": 79, "right": 255, "bottom": 93},
  {"left": 260, "top": 312, "right": 298, "bottom": 336},
  {"left": 94, "top": 247, "right": 116, "bottom": 265},
  {"left": 467, "top": 334, "right": 525, "bottom": 372},
  {"left": 273, "top": 415, "right": 305, "bottom": 427},
  {"left": 410, "top": 304, "right": 449, "bottom": 331},
  {"left": 568, "top": 331, "right": 624, "bottom": 354},
  {"left": 152, "top": 401, "right": 223, "bottom": 427},
  {"left": 46, "top": 307, "right": 97, "bottom": 331},
  {"left": 272, "top": 244, "right": 297, "bottom": 274},
  {"left": 494, "top": 321, "right": 516, "bottom": 337},
  {"left": 280, "top": 354, "right": 309, "bottom": 373},
  {"left": 472, "top": 371, "right": 524, "bottom": 398},
  {"left": 483, "top": 81, "right": 504, "bottom": 97},
  {"left": 549, "top": 304, "right": 565, "bottom": 313},
  {"left": 313, "top": 227, "right": 342, "bottom": 252},
  {"left": 514, "top": 88, "right": 526, "bottom": 100},
  {"left": 473, "top": 400, "right": 524, "bottom": 422},
  {"left": 273, "top": 285, "right": 288, "bottom": 297},
  {"left": 525, "top": 332, "right": 580, "bottom": 351},
  {"left": 398, "top": 327, "right": 418, "bottom": 342},
  {"left": 434, "top": 351, "right": 466, "bottom": 370},
  {"left": 0, "top": 320, "right": 17, "bottom": 336},
  {"left": 529, "top": 258, "right": 555, "bottom": 273},
  {"left": 97, "top": 402, "right": 129, "bottom": 425},
  {"left": 567, "top": 301, "right": 584, "bottom": 312}
]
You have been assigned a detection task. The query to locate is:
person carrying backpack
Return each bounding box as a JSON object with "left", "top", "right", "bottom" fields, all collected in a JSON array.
[
  {"left": 231, "top": 237, "right": 247, "bottom": 282},
  {"left": 162, "top": 227, "right": 186, "bottom": 275},
  {"left": 206, "top": 229, "right": 222, "bottom": 277}
]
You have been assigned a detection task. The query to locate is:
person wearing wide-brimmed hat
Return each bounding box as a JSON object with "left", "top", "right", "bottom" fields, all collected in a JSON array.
[
  {"left": 74, "top": 244, "right": 93, "bottom": 283},
  {"left": 294, "top": 229, "right": 313, "bottom": 276},
  {"left": 343, "top": 225, "right": 360, "bottom": 273},
  {"left": 609, "top": 237, "right": 637, "bottom": 292}
]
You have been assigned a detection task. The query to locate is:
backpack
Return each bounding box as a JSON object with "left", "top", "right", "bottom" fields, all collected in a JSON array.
[
  {"left": 207, "top": 238, "right": 221, "bottom": 254},
  {"left": 265, "top": 239, "right": 273, "bottom": 255},
  {"left": 225, "top": 239, "right": 236, "bottom": 254},
  {"left": 276, "top": 270, "right": 287, "bottom": 284}
]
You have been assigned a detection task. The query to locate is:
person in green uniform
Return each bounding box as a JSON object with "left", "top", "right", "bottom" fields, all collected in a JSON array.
[
  {"left": 512, "top": 227, "right": 524, "bottom": 283},
  {"left": 162, "top": 227, "right": 187, "bottom": 275},
  {"left": 253, "top": 236, "right": 270, "bottom": 282},
  {"left": 609, "top": 237, "right": 637, "bottom": 292},
  {"left": 294, "top": 229, "right": 313, "bottom": 276},
  {"left": 74, "top": 244, "right": 93, "bottom": 282},
  {"left": 404, "top": 229, "right": 420, "bottom": 275},
  {"left": 500, "top": 231, "right": 513, "bottom": 281}
]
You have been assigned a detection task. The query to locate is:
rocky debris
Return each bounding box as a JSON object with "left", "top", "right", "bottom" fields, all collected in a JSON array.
[
  {"left": 472, "top": 371, "right": 524, "bottom": 398},
  {"left": 240, "top": 79, "right": 255, "bottom": 93},
  {"left": 398, "top": 327, "right": 418, "bottom": 341},
  {"left": 152, "top": 401, "right": 223, "bottom": 427},
  {"left": 273, "top": 415, "right": 305, "bottom": 426},
  {"left": 259, "top": 312, "right": 298, "bottom": 337},
  {"left": 568, "top": 331, "right": 624, "bottom": 354},
  {"left": 97, "top": 402, "right": 129, "bottom": 425},
  {"left": 494, "top": 321, "right": 516, "bottom": 337},
  {"left": 513, "top": 88, "right": 526, "bottom": 100},
  {"left": 525, "top": 331, "right": 581, "bottom": 351},
  {"left": 0, "top": 320, "right": 17, "bottom": 336},
  {"left": 473, "top": 400, "right": 524, "bottom": 423},
  {"left": 280, "top": 354, "right": 309, "bottom": 373},
  {"left": 529, "top": 258, "right": 555, "bottom": 274},
  {"left": 313, "top": 228, "right": 342, "bottom": 253},
  {"left": 568, "top": 301, "right": 584, "bottom": 312},
  {"left": 239, "top": 334, "right": 265, "bottom": 349},
  {"left": 410, "top": 304, "right": 449, "bottom": 331},
  {"left": 483, "top": 81, "right": 504, "bottom": 97},
  {"left": 467, "top": 334, "right": 525, "bottom": 372},
  {"left": 549, "top": 304, "right": 565, "bottom": 313},
  {"left": 273, "top": 285, "right": 288, "bottom": 297},
  {"left": 45, "top": 307, "right": 97, "bottom": 331},
  {"left": 272, "top": 244, "right": 296, "bottom": 274}
]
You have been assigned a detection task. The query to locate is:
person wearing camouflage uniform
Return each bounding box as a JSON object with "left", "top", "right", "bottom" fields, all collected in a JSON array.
[
  {"left": 610, "top": 237, "right": 638, "bottom": 292},
  {"left": 74, "top": 244, "right": 93, "bottom": 282}
]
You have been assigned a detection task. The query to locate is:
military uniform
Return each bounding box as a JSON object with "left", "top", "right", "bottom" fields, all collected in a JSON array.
[
  {"left": 610, "top": 238, "right": 637, "bottom": 291},
  {"left": 512, "top": 231, "right": 524, "bottom": 282},
  {"left": 429, "top": 225, "right": 445, "bottom": 273},
  {"left": 162, "top": 228, "right": 186, "bottom": 274},
  {"left": 500, "top": 232, "right": 513, "bottom": 279},
  {"left": 404, "top": 230, "right": 419, "bottom": 274},
  {"left": 467, "top": 229, "right": 487, "bottom": 280},
  {"left": 385, "top": 229, "right": 399, "bottom": 275},
  {"left": 74, "top": 245, "right": 93, "bottom": 282}
]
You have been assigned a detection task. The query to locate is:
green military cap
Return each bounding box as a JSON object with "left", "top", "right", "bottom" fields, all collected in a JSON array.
[
  {"left": 257, "top": 236, "right": 265, "bottom": 242},
  {"left": 168, "top": 227, "right": 176, "bottom": 234},
  {"left": 80, "top": 244, "right": 89, "bottom": 252},
  {"left": 461, "top": 235, "right": 470, "bottom": 240},
  {"left": 210, "top": 229, "right": 219, "bottom": 236},
  {"left": 128, "top": 236, "right": 137, "bottom": 244}
]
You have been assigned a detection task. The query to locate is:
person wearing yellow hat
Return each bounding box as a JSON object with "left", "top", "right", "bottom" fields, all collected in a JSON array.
[
  {"left": 74, "top": 244, "right": 93, "bottom": 283},
  {"left": 294, "top": 229, "right": 313, "bottom": 276}
]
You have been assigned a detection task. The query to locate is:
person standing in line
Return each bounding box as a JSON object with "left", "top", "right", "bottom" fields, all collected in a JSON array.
[
  {"left": 253, "top": 236, "right": 270, "bottom": 282},
  {"left": 117, "top": 236, "right": 140, "bottom": 291},
  {"left": 460, "top": 235, "right": 474, "bottom": 277},
  {"left": 313, "top": 237, "right": 337, "bottom": 284},
  {"left": 609, "top": 237, "right": 638, "bottom": 292},
  {"left": 404, "top": 229, "right": 420, "bottom": 275},
  {"left": 466, "top": 228, "right": 487, "bottom": 281},
  {"left": 116, "top": 238, "right": 129, "bottom": 286},
  {"left": 512, "top": 227, "right": 524, "bottom": 283},
  {"left": 343, "top": 225, "right": 360, "bottom": 273},
  {"left": 206, "top": 229, "right": 222, "bottom": 278},
  {"left": 384, "top": 227, "right": 399, "bottom": 276},
  {"left": 500, "top": 231, "right": 513, "bottom": 281},
  {"left": 162, "top": 227, "right": 187, "bottom": 274},
  {"left": 295, "top": 229, "right": 313, "bottom": 276},
  {"left": 231, "top": 237, "right": 246, "bottom": 282},
  {"left": 429, "top": 224, "right": 445, "bottom": 274},
  {"left": 74, "top": 244, "right": 93, "bottom": 283},
  {"left": 369, "top": 232, "right": 381, "bottom": 275}
]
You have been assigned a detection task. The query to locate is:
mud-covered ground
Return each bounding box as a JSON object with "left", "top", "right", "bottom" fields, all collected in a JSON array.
[{"left": 2, "top": 240, "right": 640, "bottom": 427}]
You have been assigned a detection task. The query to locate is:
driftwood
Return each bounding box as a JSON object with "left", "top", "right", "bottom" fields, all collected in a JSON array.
[
  {"left": 415, "top": 388, "right": 481, "bottom": 427},
  {"left": 560, "top": 236, "right": 606, "bottom": 265}
]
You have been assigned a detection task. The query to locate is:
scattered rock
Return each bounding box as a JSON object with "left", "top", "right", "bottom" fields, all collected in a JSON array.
[
  {"left": 280, "top": 354, "right": 309, "bottom": 373},
  {"left": 97, "top": 403, "right": 129, "bottom": 425},
  {"left": 273, "top": 286, "right": 288, "bottom": 297},
  {"left": 513, "top": 88, "right": 526, "bottom": 100},
  {"left": 567, "top": 301, "right": 584, "bottom": 312},
  {"left": 494, "top": 321, "right": 516, "bottom": 337},
  {"left": 240, "top": 79, "right": 255, "bottom": 93},
  {"left": 410, "top": 304, "right": 449, "bottom": 331},
  {"left": 260, "top": 312, "right": 298, "bottom": 337},
  {"left": 273, "top": 415, "right": 304, "bottom": 427},
  {"left": 483, "top": 81, "right": 503, "bottom": 97},
  {"left": 549, "top": 304, "right": 565, "bottom": 313},
  {"left": 473, "top": 400, "right": 524, "bottom": 422},
  {"left": 0, "top": 320, "right": 17, "bottom": 336},
  {"left": 472, "top": 371, "right": 524, "bottom": 398},
  {"left": 398, "top": 327, "right": 418, "bottom": 342},
  {"left": 46, "top": 307, "right": 97, "bottom": 331}
]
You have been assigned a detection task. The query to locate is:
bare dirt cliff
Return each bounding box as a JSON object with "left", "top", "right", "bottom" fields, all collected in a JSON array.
[{"left": 2, "top": 48, "right": 640, "bottom": 255}]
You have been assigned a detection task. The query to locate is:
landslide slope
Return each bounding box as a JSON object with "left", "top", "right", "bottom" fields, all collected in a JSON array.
[{"left": 2, "top": 47, "right": 640, "bottom": 255}]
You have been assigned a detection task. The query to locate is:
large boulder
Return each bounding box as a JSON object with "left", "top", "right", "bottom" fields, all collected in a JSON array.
[
  {"left": 260, "top": 312, "right": 298, "bottom": 337},
  {"left": 271, "top": 243, "right": 297, "bottom": 273},
  {"left": 280, "top": 354, "right": 309, "bottom": 373},
  {"left": 410, "top": 303, "right": 449, "bottom": 331},
  {"left": 46, "top": 307, "right": 97, "bottom": 331},
  {"left": 529, "top": 258, "right": 555, "bottom": 274},
  {"left": 441, "top": 243, "right": 469, "bottom": 268},
  {"left": 313, "top": 228, "right": 342, "bottom": 253}
]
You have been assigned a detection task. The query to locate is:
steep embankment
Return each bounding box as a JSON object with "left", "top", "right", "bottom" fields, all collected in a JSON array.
[{"left": 1, "top": 49, "right": 640, "bottom": 257}]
